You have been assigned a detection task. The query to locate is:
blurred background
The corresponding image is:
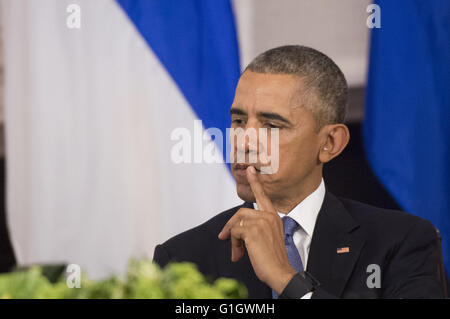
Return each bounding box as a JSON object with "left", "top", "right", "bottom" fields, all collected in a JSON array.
[{"left": 0, "top": 0, "right": 448, "bottom": 293}]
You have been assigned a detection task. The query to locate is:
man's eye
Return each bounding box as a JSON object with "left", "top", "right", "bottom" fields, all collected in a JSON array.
[
  {"left": 264, "top": 123, "right": 281, "bottom": 129},
  {"left": 232, "top": 119, "right": 245, "bottom": 125}
]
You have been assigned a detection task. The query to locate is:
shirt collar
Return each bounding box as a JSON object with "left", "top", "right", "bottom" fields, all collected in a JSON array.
[
  {"left": 253, "top": 178, "right": 326, "bottom": 237},
  {"left": 279, "top": 179, "right": 325, "bottom": 237}
]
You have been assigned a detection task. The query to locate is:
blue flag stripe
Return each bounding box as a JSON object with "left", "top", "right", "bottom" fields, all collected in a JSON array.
[
  {"left": 116, "top": 0, "right": 241, "bottom": 164},
  {"left": 364, "top": 0, "right": 450, "bottom": 273}
]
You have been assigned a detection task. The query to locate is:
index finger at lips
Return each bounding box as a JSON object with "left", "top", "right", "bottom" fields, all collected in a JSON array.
[{"left": 246, "top": 166, "right": 276, "bottom": 213}]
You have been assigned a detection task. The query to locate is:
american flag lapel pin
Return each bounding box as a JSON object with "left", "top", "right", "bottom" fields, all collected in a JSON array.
[{"left": 337, "top": 247, "right": 350, "bottom": 254}]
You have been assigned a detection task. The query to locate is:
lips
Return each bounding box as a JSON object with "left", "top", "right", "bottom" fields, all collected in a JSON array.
[{"left": 233, "top": 164, "right": 261, "bottom": 176}]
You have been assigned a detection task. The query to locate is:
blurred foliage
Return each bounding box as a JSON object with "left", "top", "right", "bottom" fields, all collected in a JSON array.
[{"left": 0, "top": 259, "right": 247, "bottom": 299}]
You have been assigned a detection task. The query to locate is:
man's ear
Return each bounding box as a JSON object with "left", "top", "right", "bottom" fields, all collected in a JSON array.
[{"left": 318, "top": 124, "right": 350, "bottom": 163}]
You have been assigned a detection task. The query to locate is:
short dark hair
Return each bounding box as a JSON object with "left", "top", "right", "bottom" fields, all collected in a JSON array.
[{"left": 245, "top": 45, "right": 347, "bottom": 128}]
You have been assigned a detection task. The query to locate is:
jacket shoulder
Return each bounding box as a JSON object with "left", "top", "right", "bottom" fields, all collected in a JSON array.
[
  {"left": 153, "top": 204, "right": 244, "bottom": 268},
  {"left": 338, "top": 196, "right": 437, "bottom": 239},
  {"left": 167, "top": 204, "right": 243, "bottom": 243},
  {"left": 339, "top": 196, "right": 433, "bottom": 224}
]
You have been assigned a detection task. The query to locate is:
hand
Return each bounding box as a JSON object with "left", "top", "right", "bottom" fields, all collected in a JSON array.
[{"left": 218, "top": 166, "right": 297, "bottom": 294}]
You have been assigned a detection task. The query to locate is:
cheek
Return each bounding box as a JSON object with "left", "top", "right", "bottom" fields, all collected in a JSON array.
[
  {"left": 257, "top": 126, "right": 319, "bottom": 178},
  {"left": 272, "top": 135, "right": 318, "bottom": 177}
]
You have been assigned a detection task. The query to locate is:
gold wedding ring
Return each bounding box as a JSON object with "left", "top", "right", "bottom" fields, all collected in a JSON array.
[{"left": 239, "top": 219, "right": 244, "bottom": 227}]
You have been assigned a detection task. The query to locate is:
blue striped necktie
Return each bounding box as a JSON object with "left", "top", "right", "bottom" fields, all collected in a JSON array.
[{"left": 272, "top": 216, "right": 304, "bottom": 299}]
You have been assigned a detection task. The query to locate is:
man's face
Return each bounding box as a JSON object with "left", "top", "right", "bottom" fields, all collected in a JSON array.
[{"left": 230, "top": 71, "right": 322, "bottom": 206}]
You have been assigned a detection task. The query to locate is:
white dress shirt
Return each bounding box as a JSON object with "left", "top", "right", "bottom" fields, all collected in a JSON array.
[{"left": 255, "top": 178, "right": 326, "bottom": 299}]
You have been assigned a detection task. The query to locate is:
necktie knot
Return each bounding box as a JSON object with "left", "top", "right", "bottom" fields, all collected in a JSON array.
[{"left": 283, "top": 216, "right": 299, "bottom": 237}]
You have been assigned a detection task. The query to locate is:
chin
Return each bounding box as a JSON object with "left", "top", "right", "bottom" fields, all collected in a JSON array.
[{"left": 236, "top": 183, "right": 256, "bottom": 203}]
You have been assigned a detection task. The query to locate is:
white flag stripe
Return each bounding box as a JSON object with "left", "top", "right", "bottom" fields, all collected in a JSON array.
[{"left": 2, "top": 0, "right": 239, "bottom": 278}]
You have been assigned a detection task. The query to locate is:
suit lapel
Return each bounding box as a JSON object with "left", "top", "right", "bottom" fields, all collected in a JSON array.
[{"left": 307, "top": 192, "right": 366, "bottom": 297}]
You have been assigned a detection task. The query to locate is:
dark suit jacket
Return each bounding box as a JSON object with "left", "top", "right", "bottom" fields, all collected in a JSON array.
[{"left": 153, "top": 192, "right": 443, "bottom": 298}]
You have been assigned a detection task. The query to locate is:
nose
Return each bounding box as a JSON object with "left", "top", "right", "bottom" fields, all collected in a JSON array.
[
  {"left": 234, "top": 123, "right": 259, "bottom": 164},
  {"left": 237, "top": 129, "right": 257, "bottom": 153}
]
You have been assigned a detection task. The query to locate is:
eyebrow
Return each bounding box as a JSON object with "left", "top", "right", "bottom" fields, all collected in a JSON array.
[
  {"left": 230, "top": 107, "right": 293, "bottom": 126},
  {"left": 258, "top": 111, "right": 292, "bottom": 125},
  {"left": 230, "top": 107, "right": 247, "bottom": 116}
]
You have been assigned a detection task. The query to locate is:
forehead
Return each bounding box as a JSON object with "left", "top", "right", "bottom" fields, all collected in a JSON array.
[{"left": 232, "top": 71, "right": 305, "bottom": 112}]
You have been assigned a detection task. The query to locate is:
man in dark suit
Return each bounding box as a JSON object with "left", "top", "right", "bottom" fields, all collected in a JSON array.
[{"left": 153, "top": 45, "right": 443, "bottom": 298}]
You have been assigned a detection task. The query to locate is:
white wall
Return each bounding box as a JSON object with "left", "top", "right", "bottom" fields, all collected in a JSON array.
[{"left": 233, "top": 0, "right": 371, "bottom": 86}]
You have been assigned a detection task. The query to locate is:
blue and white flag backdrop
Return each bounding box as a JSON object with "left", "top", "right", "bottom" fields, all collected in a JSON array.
[
  {"left": 7, "top": 0, "right": 443, "bottom": 280},
  {"left": 364, "top": 0, "right": 450, "bottom": 274},
  {"left": 1, "top": 0, "right": 241, "bottom": 278}
]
